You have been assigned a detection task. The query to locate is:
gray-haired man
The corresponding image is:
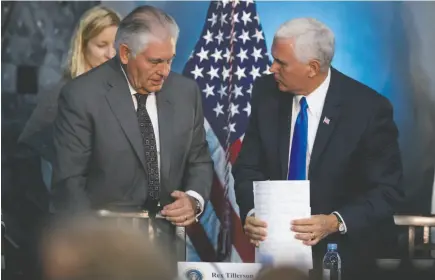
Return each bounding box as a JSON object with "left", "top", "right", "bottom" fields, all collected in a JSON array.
[
  {"left": 234, "top": 18, "right": 403, "bottom": 279},
  {"left": 52, "top": 6, "right": 212, "bottom": 233}
]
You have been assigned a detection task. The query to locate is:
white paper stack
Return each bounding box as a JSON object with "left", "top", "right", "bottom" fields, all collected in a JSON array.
[{"left": 254, "top": 180, "right": 312, "bottom": 271}]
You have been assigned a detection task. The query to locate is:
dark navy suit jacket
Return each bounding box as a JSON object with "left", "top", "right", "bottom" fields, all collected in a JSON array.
[{"left": 233, "top": 68, "right": 404, "bottom": 276}]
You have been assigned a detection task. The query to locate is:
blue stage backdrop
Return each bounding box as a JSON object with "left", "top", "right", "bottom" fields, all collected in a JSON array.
[{"left": 103, "top": 0, "right": 435, "bottom": 261}]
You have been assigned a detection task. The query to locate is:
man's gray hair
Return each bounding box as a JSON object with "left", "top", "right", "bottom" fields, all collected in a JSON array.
[
  {"left": 42, "top": 216, "right": 176, "bottom": 280},
  {"left": 275, "top": 18, "right": 335, "bottom": 72},
  {"left": 114, "top": 5, "right": 179, "bottom": 56}
]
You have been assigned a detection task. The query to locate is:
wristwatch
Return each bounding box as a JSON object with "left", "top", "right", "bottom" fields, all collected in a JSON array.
[
  {"left": 192, "top": 197, "right": 201, "bottom": 215},
  {"left": 332, "top": 212, "right": 345, "bottom": 234}
]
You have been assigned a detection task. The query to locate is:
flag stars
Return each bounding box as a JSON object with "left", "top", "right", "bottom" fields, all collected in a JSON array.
[
  {"left": 233, "top": 85, "right": 244, "bottom": 99},
  {"left": 226, "top": 31, "right": 238, "bottom": 43},
  {"left": 232, "top": 0, "right": 241, "bottom": 6},
  {"left": 185, "top": 1, "right": 271, "bottom": 142},
  {"left": 211, "top": 48, "right": 223, "bottom": 63},
  {"left": 224, "top": 122, "right": 236, "bottom": 133},
  {"left": 247, "top": 84, "right": 253, "bottom": 96},
  {"left": 251, "top": 47, "right": 263, "bottom": 62},
  {"left": 203, "top": 30, "right": 213, "bottom": 45},
  {"left": 207, "top": 13, "right": 218, "bottom": 27},
  {"left": 223, "top": 48, "right": 232, "bottom": 63},
  {"left": 249, "top": 66, "right": 261, "bottom": 80},
  {"left": 252, "top": 28, "right": 264, "bottom": 43},
  {"left": 215, "top": 30, "right": 224, "bottom": 45},
  {"left": 220, "top": 12, "right": 228, "bottom": 26},
  {"left": 263, "top": 66, "right": 272, "bottom": 75},
  {"left": 207, "top": 66, "right": 220, "bottom": 80},
  {"left": 241, "top": 11, "right": 252, "bottom": 26},
  {"left": 233, "top": 13, "right": 240, "bottom": 24},
  {"left": 235, "top": 66, "right": 246, "bottom": 80},
  {"left": 218, "top": 85, "right": 228, "bottom": 99},
  {"left": 238, "top": 29, "right": 251, "bottom": 44},
  {"left": 245, "top": 0, "right": 254, "bottom": 7},
  {"left": 236, "top": 48, "right": 248, "bottom": 63},
  {"left": 196, "top": 47, "right": 209, "bottom": 62},
  {"left": 222, "top": 66, "right": 231, "bottom": 81},
  {"left": 243, "top": 102, "right": 251, "bottom": 116},
  {"left": 213, "top": 102, "right": 224, "bottom": 117},
  {"left": 191, "top": 65, "right": 204, "bottom": 79},
  {"left": 221, "top": 0, "right": 231, "bottom": 8},
  {"left": 202, "top": 83, "right": 215, "bottom": 98},
  {"left": 230, "top": 103, "right": 240, "bottom": 117}
]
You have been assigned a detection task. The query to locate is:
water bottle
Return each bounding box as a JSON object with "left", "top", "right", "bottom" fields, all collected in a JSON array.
[{"left": 322, "top": 243, "right": 341, "bottom": 280}]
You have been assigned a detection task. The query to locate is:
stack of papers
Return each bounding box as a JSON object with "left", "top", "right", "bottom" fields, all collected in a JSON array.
[{"left": 254, "top": 180, "right": 312, "bottom": 271}]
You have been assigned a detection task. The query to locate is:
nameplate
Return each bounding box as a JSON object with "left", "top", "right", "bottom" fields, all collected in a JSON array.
[{"left": 178, "top": 262, "right": 263, "bottom": 280}]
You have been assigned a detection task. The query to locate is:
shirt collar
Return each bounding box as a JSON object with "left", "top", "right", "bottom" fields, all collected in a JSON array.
[{"left": 294, "top": 67, "right": 331, "bottom": 117}]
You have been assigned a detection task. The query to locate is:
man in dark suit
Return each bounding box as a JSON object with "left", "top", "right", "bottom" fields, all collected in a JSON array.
[
  {"left": 233, "top": 18, "right": 404, "bottom": 278},
  {"left": 52, "top": 6, "right": 212, "bottom": 231}
]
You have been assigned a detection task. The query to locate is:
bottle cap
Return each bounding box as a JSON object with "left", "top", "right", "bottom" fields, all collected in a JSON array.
[{"left": 327, "top": 243, "right": 337, "bottom": 250}]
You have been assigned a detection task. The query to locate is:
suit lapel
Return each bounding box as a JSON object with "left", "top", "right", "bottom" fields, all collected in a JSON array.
[
  {"left": 156, "top": 80, "right": 173, "bottom": 184},
  {"left": 279, "top": 92, "right": 294, "bottom": 179},
  {"left": 309, "top": 68, "right": 342, "bottom": 177},
  {"left": 104, "top": 58, "right": 147, "bottom": 171}
]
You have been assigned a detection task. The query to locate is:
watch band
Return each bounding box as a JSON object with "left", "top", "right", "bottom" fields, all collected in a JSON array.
[
  {"left": 193, "top": 198, "right": 201, "bottom": 214},
  {"left": 332, "top": 212, "right": 345, "bottom": 234}
]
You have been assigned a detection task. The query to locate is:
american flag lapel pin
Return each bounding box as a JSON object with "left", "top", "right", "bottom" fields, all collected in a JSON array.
[{"left": 323, "top": 116, "right": 330, "bottom": 125}]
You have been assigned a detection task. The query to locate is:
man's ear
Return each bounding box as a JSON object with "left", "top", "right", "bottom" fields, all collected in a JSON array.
[
  {"left": 308, "top": 60, "right": 321, "bottom": 78},
  {"left": 119, "top": 44, "right": 130, "bottom": 65}
]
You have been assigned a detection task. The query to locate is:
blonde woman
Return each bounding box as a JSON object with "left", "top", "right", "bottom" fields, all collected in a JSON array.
[
  {"left": 18, "top": 6, "right": 121, "bottom": 191},
  {"left": 66, "top": 6, "right": 121, "bottom": 78}
]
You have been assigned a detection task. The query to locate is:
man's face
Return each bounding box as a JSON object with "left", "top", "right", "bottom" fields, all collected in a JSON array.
[
  {"left": 269, "top": 38, "right": 311, "bottom": 94},
  {"left": 121, "top": 37, "right": 175, "bottom": 94}
]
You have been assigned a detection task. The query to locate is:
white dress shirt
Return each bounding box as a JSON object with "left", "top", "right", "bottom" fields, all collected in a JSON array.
[
  {"left": 248, "top": 68, "right": 347, "bottom": 233},
  {"left": 121, "top": 66, "right": 204, "bottom": 215},
  {"left": 287, "top": 69, "right": 330, "bottom": 176}
]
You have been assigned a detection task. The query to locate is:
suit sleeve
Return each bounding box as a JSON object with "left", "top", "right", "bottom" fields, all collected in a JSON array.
[
  {"left": 183, "top": 82, "right": 213, "bottom": 202},
  {"left": 232, "top": 80, "right": 268, "bottom": 225},
  {"left": 51, "top": 84, "right": 93, "bottom": 213},
  {"left": 337, "top": 96, "right": 404, "bottom": 237},
  {"left": 18, "top": 83, "right": 64, "bottom": 162}
]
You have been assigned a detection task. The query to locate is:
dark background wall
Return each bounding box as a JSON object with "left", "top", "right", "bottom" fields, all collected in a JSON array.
[
  {"left": 1, "top": 2, "right": 99, "bottom": 278},
  {"left": 2, "top": 1, "right": 98, "bottom": 149}
]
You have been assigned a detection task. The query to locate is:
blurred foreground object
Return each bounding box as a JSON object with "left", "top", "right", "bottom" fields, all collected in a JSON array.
[
  {"left": 41, "top": 216, "right": 175, "bottom": 280},
  {"left": 254, "top": 266, "right": 309, "bottom": 280}
]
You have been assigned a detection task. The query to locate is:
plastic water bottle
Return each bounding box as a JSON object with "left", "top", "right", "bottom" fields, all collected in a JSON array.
[{"left": 322, "top": 243, "right": 341, "bottom": 280}]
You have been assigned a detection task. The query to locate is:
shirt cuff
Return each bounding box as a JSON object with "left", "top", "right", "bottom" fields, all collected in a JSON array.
[
  {"left": 332, "top": 211, "right": 347, "bottom": 234},
  {"left": 185, "top": 191, "right": 205, "bottom": 217},
  {"left": 247, "top": 208, "right": 255, "bottom": 218}
]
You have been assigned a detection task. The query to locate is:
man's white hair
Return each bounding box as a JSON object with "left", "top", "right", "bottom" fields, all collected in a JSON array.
[
  {"left": 115, "top": 5, "right": 179, "bottom": 57},
  {"left": 275, "top": 18, "right": 335, "bottom": 72}
]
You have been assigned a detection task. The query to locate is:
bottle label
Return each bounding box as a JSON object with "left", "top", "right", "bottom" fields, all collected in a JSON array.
[{"left": 322, "top": 269, "right": 331, "bottom": 280}]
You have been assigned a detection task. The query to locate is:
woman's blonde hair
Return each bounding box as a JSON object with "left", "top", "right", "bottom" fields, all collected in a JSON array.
[{"left": 66, "top": 6, "right": 121, "bottom": 78}]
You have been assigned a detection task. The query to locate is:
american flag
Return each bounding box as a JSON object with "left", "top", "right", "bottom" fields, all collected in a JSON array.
[{"left": 182, "top": 0, "right": 271, "bottom": 262}]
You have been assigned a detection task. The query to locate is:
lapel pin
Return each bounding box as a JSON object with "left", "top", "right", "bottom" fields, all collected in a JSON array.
[{"left": 323, "top": 116, "right": 330, "bottom": 125}]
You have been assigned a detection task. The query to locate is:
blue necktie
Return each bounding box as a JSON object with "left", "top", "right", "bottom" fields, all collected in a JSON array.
[{"left": 288, "top": 97, "right": 308, "bottom": 180}]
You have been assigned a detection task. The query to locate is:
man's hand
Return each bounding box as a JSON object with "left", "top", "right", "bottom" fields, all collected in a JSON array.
[
  {"left": 244, "top": 216, "right": 268, "bottom": 247},
  {"left": 161, "top": 191, "right": 197, "bottom": 226},
  {"left": 291, "top": 214, "right": 339, "bottom": 246}
]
